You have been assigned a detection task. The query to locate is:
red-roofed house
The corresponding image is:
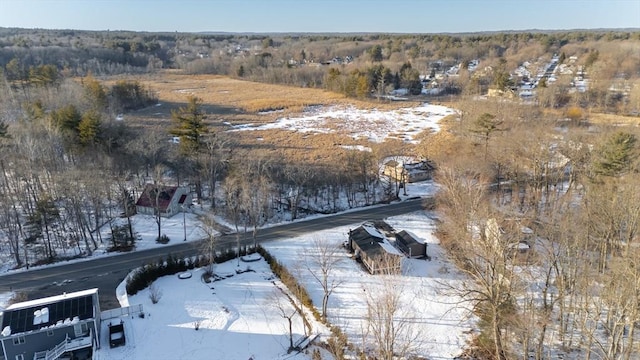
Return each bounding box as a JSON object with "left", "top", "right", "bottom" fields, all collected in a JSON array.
[{"left": 135, "top": 184, "right": 192, "bottom": 218}]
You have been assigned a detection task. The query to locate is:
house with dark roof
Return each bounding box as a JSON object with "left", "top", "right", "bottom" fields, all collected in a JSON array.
[
  {"left": 395, "top": 230, "right": 427, "bottom": 258},
  {"left": 348, "top": 224, "right": 402, "bottom": 275},
  {"left": 0, "top": 288, "right": 101, "bottom": 360},
  {"left": 135, "top": 184, "right": 192, "bottom": 218}
]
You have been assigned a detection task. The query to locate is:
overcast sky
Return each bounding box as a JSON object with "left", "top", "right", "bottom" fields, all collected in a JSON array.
[{"left": 0, "top": 0, "right": 638, "bottom": 33}]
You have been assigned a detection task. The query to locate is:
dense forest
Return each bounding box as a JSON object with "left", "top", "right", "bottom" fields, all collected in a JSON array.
[{"left": 1, "top": 27, "right": 640, "bottom": 359}]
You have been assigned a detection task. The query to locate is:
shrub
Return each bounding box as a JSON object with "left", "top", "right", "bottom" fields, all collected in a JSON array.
[
  {"left": 7, "top": 292, "right": 28, "bottom": 306},
  {"left": 125, "top": 249, "right": 260, "bottom": 296},
  {"left": 566, "top": 106, "right": 583, "bottom": 123},
  {"left": 126, "top": 253, "right": 190, "bottom": 295},
  {"left": 148, "top": 283, "right": 162, "bottom": 304},
  {"left": 156, "top": 234, "right": 170, "bottom": 244},
  {"left": 110, "top": 80, "right": 157, "bottom": 111},
  {"left": 256, "top": 245, "right": 321, "bottom": 321}
]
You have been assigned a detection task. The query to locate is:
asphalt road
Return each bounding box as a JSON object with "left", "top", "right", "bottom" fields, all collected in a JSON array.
[{"left": 0, "top": 198, "right": 427, "bottom": 309}]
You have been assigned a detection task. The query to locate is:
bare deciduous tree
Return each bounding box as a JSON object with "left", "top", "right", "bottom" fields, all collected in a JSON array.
[
  {"left": 198, "top": 215, "right": 219, "bottom": 276},
  {"left": 268, "top": 288, "right": 299, "bottom": 352},
  {"left": 363, "top": 257, "right": 419, "bottom": 360},
  {"left": 303, "top": 236, "right": 344, "bottom": 321}
]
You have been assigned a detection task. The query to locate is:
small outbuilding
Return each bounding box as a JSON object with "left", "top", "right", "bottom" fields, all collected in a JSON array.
[{"left": 395, "top": 230, "right": 427, "bottom": 258}]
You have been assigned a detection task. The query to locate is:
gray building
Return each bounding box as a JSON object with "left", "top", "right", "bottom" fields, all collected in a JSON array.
[
  {"left": 0, "top": 288, "right": 101, "bottom": 360},
  {"left": 348, "top": 224, "right": 402, "bottom": 275},
  {"left": 395, "top": 230, "right": 427, "bottom": 258}
]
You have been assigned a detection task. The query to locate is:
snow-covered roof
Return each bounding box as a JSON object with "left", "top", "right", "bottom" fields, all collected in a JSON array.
[
  {"left": 2, "top": 288, "right": 98, "bottom": 335},
  {"left": 362, "top": 224, "right": 384, "bottom": 239},
  {"left": 383, "top": 156, "right": 418, "bottom": 167},
  {"left": 379, "top": 239, "right": 403, "bottom": 256},
  {"left": 5, "top": 288, "right": 98, "bottom": 311}
]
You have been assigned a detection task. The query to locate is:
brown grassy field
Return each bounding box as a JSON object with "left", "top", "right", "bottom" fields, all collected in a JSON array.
[
  {"left": 587, "top": 112, "right": 640, "bottom": 126},
  {"left": 120, "top": 72, "right": 419, "bottom": 126},
  {"left": 112, "top": 72, "right": 424, "bottom": 163}
]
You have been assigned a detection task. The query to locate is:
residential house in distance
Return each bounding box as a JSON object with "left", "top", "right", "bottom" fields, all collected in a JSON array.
[
  {"left": 0, "top": 288, "right": 101, "bottom": 360},
  {"left": 348, "top": 223, "right": 402, "bottom": 274},
  {"left": 135, "top": 184, "right": 192, "bottom": 218},
  {"left": 395, "top": 230, "right": 427, "bottom": 259},
  {"left": 382, "top": 157, "right": 435, "bottom": 184},
  {"left": 484, "top": 218, "right": 535, "bottom": 261}
]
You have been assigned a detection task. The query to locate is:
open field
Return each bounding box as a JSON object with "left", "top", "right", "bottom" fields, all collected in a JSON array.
[
  {"left": 112, "top": 72, "right": 443, "bottom": 163},
  {"left": 116, "top": 72, "right": 422, "bottom": 126},
  {"left": 587, "top": 111, "right": 640, "bottom": 126}
]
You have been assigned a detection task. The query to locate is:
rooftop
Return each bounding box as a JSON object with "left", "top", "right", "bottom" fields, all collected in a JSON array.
[
  {"left": 2, "top": 289, "right": 98, "bottom": 335},
  {"left": 135, "top": 184, "right": 179, "bottom": 211}
]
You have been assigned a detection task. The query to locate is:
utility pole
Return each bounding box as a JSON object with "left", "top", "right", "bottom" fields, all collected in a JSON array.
[
  {"left": 236, "top": 234, "right": 241, "bottom": 267},
  {"left": 182, "top": 205, "right": 187, "bottom": 242}
]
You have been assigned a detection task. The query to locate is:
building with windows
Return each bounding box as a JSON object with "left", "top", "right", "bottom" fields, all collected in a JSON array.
[
  {"left": 0, "top": 289, "right": 101, "bottom": 360},
  {"left": 135, "top": 184, "right": 192, "bottom": 218}
]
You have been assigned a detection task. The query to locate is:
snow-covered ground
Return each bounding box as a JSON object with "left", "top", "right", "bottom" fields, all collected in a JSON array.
[
  {"left": 0, "top": 102, "right": 470, "bottom": 359},
  {"left": 0, "top": 102, "right": 457, "bottom": 274},
  {"left": 262, "top": 211, "right": 472, "bottom": 359},
  {"left": 0, "top": 211, "right": 209, "bottom": 274},
  {"left": 81, "top": 208, "right": 472, "bottom": 360},
  {"left": 230, "top": 103, "right": 457, "bottom": 143},
  {"left": 99, "top": 257, "right": 318, "bottom": 360},
  {"left": 0, "top": 188, "right": 469, "bottom": 359}
]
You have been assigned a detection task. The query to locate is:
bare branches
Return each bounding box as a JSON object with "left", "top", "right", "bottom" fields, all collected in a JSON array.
[
  {"left": 363, "top": 274, "right": 421, "bottom": 360},
  {"left": 303, "top": 236, "right": 345, "bottom": 321}
]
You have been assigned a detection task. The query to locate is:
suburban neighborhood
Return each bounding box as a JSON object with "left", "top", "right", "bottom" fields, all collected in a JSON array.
[{"left": 0, "top": 1, "right": 639, "bottom": 359}]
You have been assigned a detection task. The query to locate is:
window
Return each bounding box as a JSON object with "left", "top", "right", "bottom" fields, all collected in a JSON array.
[
  {"left": 16, "top": 355, "right": 24, "bottom": 360},
  {"left": 47, "top": 330, "right": 54, "bottom": 336},
  {"left": 74, "top": 322, "right": 89, "bottom": 337},
  {"left": 12, "top": 336, "right": 25, "bottom": 345}
]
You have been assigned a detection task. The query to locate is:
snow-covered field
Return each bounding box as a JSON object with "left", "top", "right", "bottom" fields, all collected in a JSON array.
[
  {"left": 231, "top": 103, "right": 457, "bottom": 143},
  {"left": 99, "top": 257, "right": 316, "bottom": 360},
  {"left": 86, "top": 210, "right": 472, "bottom": 360},
  {"left": 263, "top": 211, "right": 472, "bottom": 359}
]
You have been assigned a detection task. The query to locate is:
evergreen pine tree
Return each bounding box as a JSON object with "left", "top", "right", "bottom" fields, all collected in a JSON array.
[{"left": 170, "top": 96, "right": 207, "bottom": 155}]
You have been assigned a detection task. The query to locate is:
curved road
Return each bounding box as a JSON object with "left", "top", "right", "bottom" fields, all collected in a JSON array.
[{"left": 0, "top": 199, "right": 426, "bottom": 309}]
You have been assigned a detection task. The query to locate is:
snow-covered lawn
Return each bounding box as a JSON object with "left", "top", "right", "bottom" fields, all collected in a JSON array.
[
  {"left": 262, "top": 211, "right": 472, "bottom": 359},
  {"left": 99, "top": 258, "right": 318, "bottom": 360},
  {"left": 105, "top": 212, "right": 209, "bottom": 252},
  {"left": 0, "top": 211, "right": 209, "bottom": 274},
  {"left": 230, "top": 103, "right": 456, "bottom": 144},
  {"left": 84, "top": 210, "right": 472, "bottom": 360}
]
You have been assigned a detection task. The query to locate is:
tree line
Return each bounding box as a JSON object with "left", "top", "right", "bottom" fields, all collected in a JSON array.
[
  {"left": 430, "top": 97, "right": 640, "bottom": 359},
  {"left": 0, "top": 68, "right": 409, "bottom": 268}
]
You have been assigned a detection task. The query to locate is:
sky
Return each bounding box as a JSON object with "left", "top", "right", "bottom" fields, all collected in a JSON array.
[{"left": 0, "top": 0, "right": 638, "bottom": 34}]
